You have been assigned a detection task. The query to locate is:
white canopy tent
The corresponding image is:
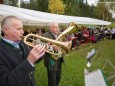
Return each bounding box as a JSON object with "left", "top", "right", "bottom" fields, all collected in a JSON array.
[
  {"left": 0, "top": 4, "right": 111, "bottom": 26},
  {"left": 0, "top": 5, "right": 51, "bottom": 26},
  {"left": 0, "top": 4, "right": 111, "bottom": 36}
]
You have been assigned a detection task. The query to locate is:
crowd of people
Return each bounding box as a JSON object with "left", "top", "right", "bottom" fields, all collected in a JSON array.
[{"left": 66, "top": 26, "right": 115, "bottom": 49}]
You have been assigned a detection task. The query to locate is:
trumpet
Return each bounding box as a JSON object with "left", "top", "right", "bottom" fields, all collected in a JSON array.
[
  {"left": 24, "top": 22, "right": 79, "bottom": 60},
  {"left": 24, "top": 34, "right": 72, "bottom": 60}
]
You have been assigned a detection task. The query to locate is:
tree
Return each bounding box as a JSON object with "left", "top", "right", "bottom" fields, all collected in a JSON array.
[
  {"left": 63, "top": 0, "right": 95, "bottom": 17},
  {"left": 108, "top": 0, "right": 115, "bottom": 13},
  {"left": 63, "top": 0, "right": 80, "bottom": 16},
  {"left": 21, "top": 0, "right": 48, "bottom": 12},
  {"left": 94, "top": 0, "right": 113, "bottom": 21},
  {"left": 78, "top": 0, "right": 92, "bottom": 17},
  {"left": 89, "top": 5, "right": 96, "bottom": 18},
  {"left": 28, "top": 0, "right": 35, "bottom": 9},
  {"left": 94, "top": 3, "right": 112, "bottom": 21},
  {"left": 48, "top": 0, "right": 66, "bottom": 14},
  {"left": 98, "top": 0, "right": 115, "bottom": 13},
  {"left": 35, "top": 0, "right": 48, "bottom": 12},
  {"left": 3, "top": 0, "right": 18, "bottom": 6}
]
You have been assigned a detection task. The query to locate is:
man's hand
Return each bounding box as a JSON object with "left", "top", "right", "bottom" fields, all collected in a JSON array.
[{"left": 27, "top": 44, "right": 45, "bottom": 64}]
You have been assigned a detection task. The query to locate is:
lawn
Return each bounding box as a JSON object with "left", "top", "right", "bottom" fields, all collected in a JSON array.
[
  {"left": 34, "top": 39, "right": 115, "bottom": 86},
  {"left": 110, "top": 22, "right": 115, "bottom": 27}
]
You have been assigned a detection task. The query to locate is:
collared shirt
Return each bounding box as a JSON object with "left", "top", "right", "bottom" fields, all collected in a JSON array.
[
  {"left": 2, "top": 37, "right": 20, "bottom": 48},
  {"left": 51, "top": 32, "right": 58, "bottom": 39}
]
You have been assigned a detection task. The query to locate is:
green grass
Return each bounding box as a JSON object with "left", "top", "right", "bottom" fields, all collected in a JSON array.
[
  {"left": 34, "top": 39, "right": 115, "bottom": 86},
  {"left": 110, "top": 22, "right": 115, "bottom": 27}
]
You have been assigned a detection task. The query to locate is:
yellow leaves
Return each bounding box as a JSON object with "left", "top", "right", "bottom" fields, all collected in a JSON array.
[{"left": 48, "top": 0, "right": 66, "bottom": 14}]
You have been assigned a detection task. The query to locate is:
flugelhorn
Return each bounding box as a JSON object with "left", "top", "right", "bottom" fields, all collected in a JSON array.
[
  {"left": 56, "top": 22, "right": 79, "bottom": 41},
  {"left": 24, "top": 34, "right": 72, "bottom": 60}
]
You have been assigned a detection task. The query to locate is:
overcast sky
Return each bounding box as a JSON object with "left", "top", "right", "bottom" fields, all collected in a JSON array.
[{"left": 87, "top": 0, "right": 98, "bottom": 5}]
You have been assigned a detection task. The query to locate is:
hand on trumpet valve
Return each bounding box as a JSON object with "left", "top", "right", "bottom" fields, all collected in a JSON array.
[{"left": 27, "top": 44, "right": 45, "bottom": 64}]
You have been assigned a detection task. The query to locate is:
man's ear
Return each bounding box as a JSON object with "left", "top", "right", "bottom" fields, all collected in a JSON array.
[{"left": 2, "top": 27, "right": 8, "bottom": 35}]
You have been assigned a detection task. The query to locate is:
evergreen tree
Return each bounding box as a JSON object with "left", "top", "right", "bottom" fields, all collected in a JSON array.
[
  {"left": 21, "top": 0, "right": 48, "bottom": 12},
  {"left": 4, "top": 0, "right": 18, "bottom": 6},
  {"left": 35, "top": 0, "right": 48, "bottom": 12},
  {"left": 63, "top": 0, "right": 80, "bottom": 16}
]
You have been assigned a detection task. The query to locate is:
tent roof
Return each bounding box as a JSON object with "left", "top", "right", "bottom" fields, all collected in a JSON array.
[{"left": 0, "top": 4, "right": 111, "bottom": 26}]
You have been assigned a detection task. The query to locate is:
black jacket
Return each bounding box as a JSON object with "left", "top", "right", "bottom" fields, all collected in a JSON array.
[{"left": 0, "top": 38, "right": 36, "bottom": 86}]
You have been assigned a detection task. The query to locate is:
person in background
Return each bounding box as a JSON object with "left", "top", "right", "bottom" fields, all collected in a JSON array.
[
  {"left": 0, "top": 15, "right": 45, "bottom": 86},
  {"left": 111, "top": 27, "right": 115, "bottom": 39},
  {"left": 42, "top": 22, "right": 64, "bottom": 86}
]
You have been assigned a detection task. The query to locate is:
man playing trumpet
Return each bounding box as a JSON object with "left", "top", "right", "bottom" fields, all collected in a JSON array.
[{"left": 0, "top": 16, "right": 45, "bottom": 86}]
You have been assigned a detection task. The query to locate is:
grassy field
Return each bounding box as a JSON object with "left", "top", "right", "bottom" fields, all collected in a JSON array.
[
  {"left": 110, "top": 22, "right": 115, "bottom": 27},
  {"left": 34, "top": 39, "right": 115, "bottom": 86}
]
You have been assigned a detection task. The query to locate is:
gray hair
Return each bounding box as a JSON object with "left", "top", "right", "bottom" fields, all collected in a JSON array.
[
  {"left": 1, "top": 15, "right": 20, "bottom": 29},
  {"left": 49, "top": 22, "right": 58, "bottom": 29}
]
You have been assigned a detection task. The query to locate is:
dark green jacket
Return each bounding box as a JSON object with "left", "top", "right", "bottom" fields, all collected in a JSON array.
[{"left": 0, "top": 38, "right": 36, "bottom": 86}]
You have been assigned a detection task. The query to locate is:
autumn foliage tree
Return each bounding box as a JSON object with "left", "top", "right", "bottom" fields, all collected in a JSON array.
[{"left": 48, "top": 0, "right": 66, "bottom": 14}]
